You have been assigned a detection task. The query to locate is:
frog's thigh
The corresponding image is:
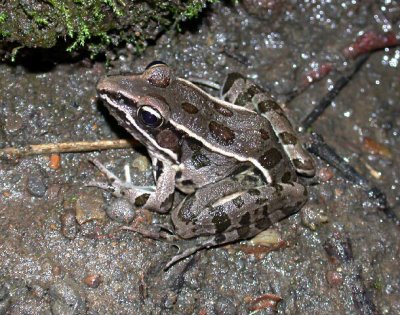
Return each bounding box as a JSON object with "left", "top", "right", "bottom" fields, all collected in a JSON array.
[
  {"left": 171, "top": 181, "right": 307, "bottom": 242},
  {"left": 253, "top": 94, "right": 315, "bottom": 176}
]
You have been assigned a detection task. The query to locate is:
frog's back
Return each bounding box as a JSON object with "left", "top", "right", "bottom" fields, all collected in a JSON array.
[{"left": 166, "top": 79, "right": 295, "bottom": 184}]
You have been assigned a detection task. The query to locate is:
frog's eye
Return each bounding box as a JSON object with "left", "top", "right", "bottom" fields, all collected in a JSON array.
[
  {"left": 145, "top": 60, "right": 167, "bottom": 70},
  {"left": 143, "top": 62, "right": 171, "bottom": 88},
  {"left": 137, "top": 105, "right": 163, "bottom": 128}
]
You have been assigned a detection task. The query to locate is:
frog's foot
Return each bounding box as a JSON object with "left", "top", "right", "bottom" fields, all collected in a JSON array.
[
  {"left": 121, "top": 223, "right": 178, "bottom": 243},
  {"left": 87, "top": 158, "right": 155, "bottom": 204},
  {"left": 164, "top": 233, "right": 234, "bottom": 269}
]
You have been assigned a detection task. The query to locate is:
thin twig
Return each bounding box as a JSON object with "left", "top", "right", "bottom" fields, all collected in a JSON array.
[
  {"left": 0, "top": 139, "right": 138, "bottom": 158},
  {"left": 300, "top": 54, "right": 370, "bottom": 131},
  {"left": 306, "top": 132, "right": 399, "bottom": 225}
]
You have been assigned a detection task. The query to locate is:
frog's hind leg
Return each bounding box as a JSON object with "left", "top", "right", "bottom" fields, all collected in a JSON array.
[
  {"left": 220, "top": 73, "right": 264, "bottom": 110},
  {"left": 168, "top": 177, "right": 308, "bottom": 268},
  {"left": 252, "top": 94, "right": 316, "bottom": 177}
]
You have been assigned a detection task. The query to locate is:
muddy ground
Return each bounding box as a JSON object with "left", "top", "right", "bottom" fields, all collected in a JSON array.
[{"left": 0, "top": 1, "right": 399, "bottom": 314}]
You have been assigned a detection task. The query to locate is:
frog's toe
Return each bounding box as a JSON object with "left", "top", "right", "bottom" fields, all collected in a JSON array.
[
  {"left": 165, "top": 243, "right": 206, "bottom": 270},
  {"left": 89, "top": 158, "right": 122, "bottom": 183}
]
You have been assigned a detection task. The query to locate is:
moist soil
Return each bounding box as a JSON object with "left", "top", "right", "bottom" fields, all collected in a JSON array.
[{"left": 0, "top": 1, "right": 399, "bottom": 314}]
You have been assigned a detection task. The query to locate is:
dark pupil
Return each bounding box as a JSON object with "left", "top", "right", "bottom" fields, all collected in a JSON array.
[{"left": 139, "top": 108, "right": 161, "bottom": 127}]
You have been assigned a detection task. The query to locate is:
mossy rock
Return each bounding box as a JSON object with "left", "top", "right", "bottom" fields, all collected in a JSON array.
[{"left": 0, "top": 0, "right": 216, "bottom": 60}]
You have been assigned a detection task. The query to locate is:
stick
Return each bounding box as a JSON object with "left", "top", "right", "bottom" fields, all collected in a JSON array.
[
  {"left": 0, "top": 139, "right": 139, "bottom": 158},
  {"left": 300, "top": 54, "right": 370, "bottom": 131}
]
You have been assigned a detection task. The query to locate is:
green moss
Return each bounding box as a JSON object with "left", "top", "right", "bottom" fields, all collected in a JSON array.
[
  {"left": 0, "top": 12, "right": 7, "bottom": 24},
  {"left": 0, "top": 0, "right": 219, "bottom": 60}
]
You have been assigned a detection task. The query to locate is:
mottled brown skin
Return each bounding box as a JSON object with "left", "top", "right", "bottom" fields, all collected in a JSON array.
[{"left": 94, "top": 63, "right": 315, "bottom": 267}]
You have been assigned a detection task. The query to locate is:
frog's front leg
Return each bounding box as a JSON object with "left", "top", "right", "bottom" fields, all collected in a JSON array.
[
  {"left": 88, "top": 159, "right": 176, "bottom": 213},
  {"left": 167, "top": 174, "right": 307, "bottom": 267}
]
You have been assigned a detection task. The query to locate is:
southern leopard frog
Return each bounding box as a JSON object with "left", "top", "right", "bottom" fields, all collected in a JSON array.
[{"left": 94, "top": 62, "right": 315, "bottom": 267}]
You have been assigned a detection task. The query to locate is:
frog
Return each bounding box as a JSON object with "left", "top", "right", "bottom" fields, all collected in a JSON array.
[{"left": 92, "top": 61, "right": 315, "bottom": 268}]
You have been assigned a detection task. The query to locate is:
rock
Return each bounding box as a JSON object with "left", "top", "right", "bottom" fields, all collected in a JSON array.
[
  {"left": 106, "top": 198, "right": 135, "bottom": 224},
  {"left": 49, "top": 278, "right": 86, "bottom": 315},
  {"left": 75, "top": 189, "right": 106, "bottom": 225},
  {"left": 27, "top": 169, "right": 48, "bottom": 197}
]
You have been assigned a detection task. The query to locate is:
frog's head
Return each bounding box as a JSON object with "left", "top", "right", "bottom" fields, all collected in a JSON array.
[{"left": 96, "top": 62, "right": 182, "bottom": 162}]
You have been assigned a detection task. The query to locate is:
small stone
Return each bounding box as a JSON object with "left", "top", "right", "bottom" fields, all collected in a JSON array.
[
  {"left": 83, "top": 274, "right": 102, "bottom": 288},
  {"left": 27, "top": 170, "right": 48, "bottom": 197},
  {"left": 60, "top": 210, "right": 79, "bottom": 240},
  {"left": 131, "top": 155, "right": 150, "bottom": 173},
  {"left": 52, "top": 265, "right": 62, "bottom": 276},
  {"left": 326, "top": 270, "right": 343, "bottom": 286},
  {"left": 318, "top": 167, "right": 334, "bottom": 182},
  {"left": 5, "top": 113, "right": 23, "bottom": 132},
  {"left": 249, "top": 229, "right": 282, "bottom": 247},
  {"left": 106, "top": 198, "right": 135, "bottom": 224},
  {"left": 75, "top": 189, "right": 106, "bottom": 225},
  {"left": 49, "top": 278, "right": 86, "bottom": 315},
  {"left": 0, "top": 283, "right": 11, "bottom": 315},
  {"left": 49, "top": 153, "right": 61, "bottom": 170},
  {"left": 301, "top": 204, "right": 328, "bottom": 231},
  {"left": 214, "top": 296, "right": 238, "bottom": 315}
]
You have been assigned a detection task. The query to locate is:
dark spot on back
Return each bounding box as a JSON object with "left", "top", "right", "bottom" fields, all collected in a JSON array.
[
  {"left": 232, "top": 196, "right": 244, "bottom": 208},
  {"left": 255, "top": 217, "right": 272, "bottom": 230},
  {"left": 262, "top": 205, "right": 269, "bottom": 217},
  {"left": 175, "top": 170, "right": 182, "bottom": 179},
  {"left": 281, "top": 171, "right": 292, "bottom": 183},
  {"left": 191, "top": 152, "right": 211, "bottom": 169},
  {"left": 280, "top": 132, "right": 298, "bottom": 145},
  {"left": 237, "top": 226, "right": 250, "bottom": 238},
  {"left": 213, "top": 102, "right": 234, "bottom": 117},
  {"left": 256, "top": 198, "right": 266, "bottom": 205},
  {"left": 134, "top": 193, "right": 150, "bottom": 207},
  {"left": 243, "top": 175, "right": 259, "bottom": 185},
  {"left": 282, "top": 206, "right": 296, "bottom": 216},
  {"left": 259, "top": 148, "right": 283, "bottom": 169},
  {"left": 296, "top": 201, "right": 304, "bottom": 208},
  {"left": 209, "top": 121, "right": 235, "bottom": 145},
  {"left": 259, "top": 128, "right": 270, "bottom": 140},
  {"left": 187, "top": 138, "right": 203, "bottom": 151},
  {"left": 239, "top": 212, "right": 251, "bottom": 226},
  {"left": 214, "top": 234, "right": 226, "bottom": 244},
  {"left": 235, "top": 85, "right": 259, "bottom": 107},
  {"left": 177, "top": 198, "right": 195, "bottom": 223},
  {"left": 211, "top": 210, "right": 232, "bottom": 234},
  {"left": 181, "top": 102, "right": 199, "bottom": 114},
  {"left": 257, "top": 99, "right": 281, "bottom": 113},
  {"left": 248, "top": 188, "right": 261, "bottom": 196}
]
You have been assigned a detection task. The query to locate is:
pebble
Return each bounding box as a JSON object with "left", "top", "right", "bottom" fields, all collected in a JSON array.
[
  {"left": 214, "top": 296, "right": 238, "bottom": 315},
  {"left": 131, "top": 155, "right": 150, "bottom": 173},
  {"left": 26, "top": 170, "right": 48, "bottom": 197},
  {"left": 83, "top": 274, "right": 102, "bottom": 288},
  {"left": 49, "top": 278, "right": 86, "bottom": 315},
  {"left": 106, "top": 198, "right": 135, "bottom": 224},
  {"left": 60, "top": 210, "right": 79, "bottom": 240},
  {"left": 0, "top": 283, "right": 11, "bottom": 315},
  {"left": 75, "top": 189, "right": 106, "bottom": 225},
  {"left": 301, "top": 204, "right": 329, "bottom": 231}
]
